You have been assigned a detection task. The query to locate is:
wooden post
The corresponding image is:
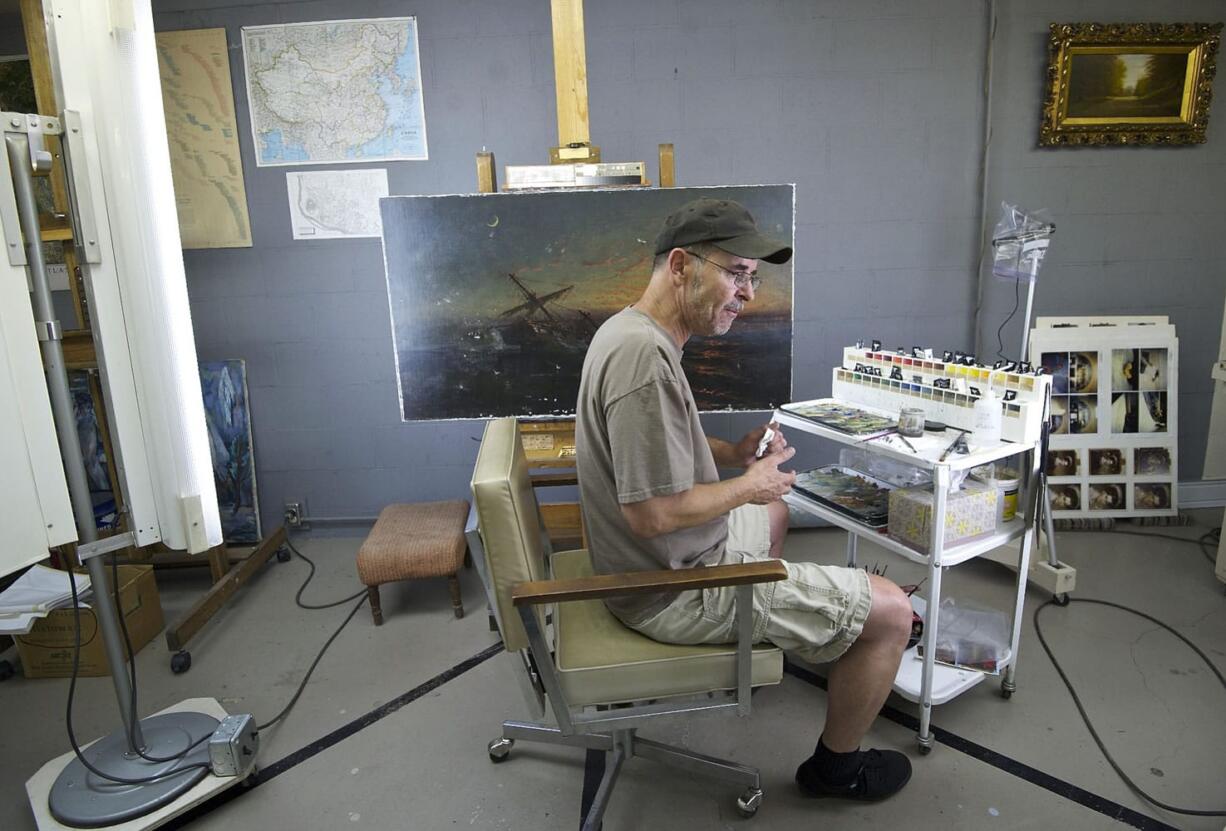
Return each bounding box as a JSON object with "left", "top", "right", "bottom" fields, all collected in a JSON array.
[
  {"left": 549, "top": 0, "right": 600, "bottom": 163},
  {"left": 658, "top": 143, "right": 675, "bottom": 187},
  {"left": 20, "top": 0, "right": 88, "bottom": 331},
  {"left": 476, "top": 151, "right": 497, "bottom": 194}
]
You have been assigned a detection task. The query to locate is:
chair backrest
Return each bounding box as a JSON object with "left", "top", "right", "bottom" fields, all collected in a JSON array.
[{"left": 470, "top": 417, "right": 550, "bottom": 652}]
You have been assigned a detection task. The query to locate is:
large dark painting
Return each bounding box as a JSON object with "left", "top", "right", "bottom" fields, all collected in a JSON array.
[{"left": 380, "top": 185, "right": 794, "bottom": 421}]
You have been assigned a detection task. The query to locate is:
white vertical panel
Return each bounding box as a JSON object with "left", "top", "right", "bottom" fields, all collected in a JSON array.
[
  {"left": 44, "top": 0, "right": 221, "bottom": 552},
  {"left": 0, "top": 264, "right": 76, "bottom": 571}
]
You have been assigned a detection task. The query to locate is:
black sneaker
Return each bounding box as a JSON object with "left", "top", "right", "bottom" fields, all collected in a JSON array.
[{"left": 795, "top": 748, "right": 913, "bottom": 802}]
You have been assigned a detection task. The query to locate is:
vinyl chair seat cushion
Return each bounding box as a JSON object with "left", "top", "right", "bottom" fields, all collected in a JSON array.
[
  {"left": 551, "top": 549, "right": 784, "bottom": 707},
  {"left": 356, "top": 500, "right": 470, "bottom": 586}
]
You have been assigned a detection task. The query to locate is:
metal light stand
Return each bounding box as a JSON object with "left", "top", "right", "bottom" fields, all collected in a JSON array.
[
  {"left": 993, "top": 223, "right": 1068, "bottom": 601},
  {"left": 3, "top": 112, "right": 216, "bottom": 827}
]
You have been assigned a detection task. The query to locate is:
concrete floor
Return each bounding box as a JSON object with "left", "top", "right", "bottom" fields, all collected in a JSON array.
[{"left": 2, "top": 511, "right": 1224, "bottom": 831}]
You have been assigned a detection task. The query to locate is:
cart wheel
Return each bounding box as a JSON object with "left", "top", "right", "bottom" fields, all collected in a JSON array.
[
  {"left": 170, "top": 651, "right": 192, "bottom": 674},
  {"left": 735, "top": 786, "right": 763, "bottom": 817},
  {"left": 917, "top": 742, "right": 932, "bottom": 756},
  {"left": 0, "top": 659, "right": 14, "bottom": 681},
  {"left": 1000, "top": 678, "right": 1015, "bottom": 699},
  {"left": 276, "top": 546, "right": 292, "bottom": 563},
  {"left": 488, "top": 737, "right": 514, "bottom": 762},
  {"left": 240, "top": 765, "right": 259, "bottom": 788},
  {"left": 1053, "top": 593, "right": 1070, "bottom": 607}
]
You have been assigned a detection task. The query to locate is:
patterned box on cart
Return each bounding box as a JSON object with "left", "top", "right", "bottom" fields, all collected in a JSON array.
[{"left": 888, "top": 481, "right": 998, "bottom": 554}]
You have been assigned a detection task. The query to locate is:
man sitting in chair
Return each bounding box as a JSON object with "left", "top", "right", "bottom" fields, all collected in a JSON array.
[{"left": 575, "top": 198, "right": 915, "bottom": 802}]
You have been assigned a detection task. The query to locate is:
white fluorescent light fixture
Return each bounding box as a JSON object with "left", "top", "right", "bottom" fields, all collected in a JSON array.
[{"left": 43, "top": 0, "right": 221, "bottom": 552}]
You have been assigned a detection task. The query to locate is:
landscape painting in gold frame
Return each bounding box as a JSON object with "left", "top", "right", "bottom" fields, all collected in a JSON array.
[{"left": 1040, "top": 22, "right": 1222, "bottom": 146}]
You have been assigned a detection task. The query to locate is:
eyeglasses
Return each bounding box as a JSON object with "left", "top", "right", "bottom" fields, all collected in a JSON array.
[{"left": 686, "top": 251, "right": 761, "bottom": 291}]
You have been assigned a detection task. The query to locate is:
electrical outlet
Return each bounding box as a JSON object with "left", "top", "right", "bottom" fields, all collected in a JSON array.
[{"left": 284, "top": 501, "right": 303, "bottom": 527}]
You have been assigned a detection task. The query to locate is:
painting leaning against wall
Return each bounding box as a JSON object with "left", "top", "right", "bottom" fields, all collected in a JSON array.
[
  {"left": 379, "top": 185, "right": 795, "bottom": 421},
  {"left": 200, "top": 360, "right": 261, "bottom": 544}
]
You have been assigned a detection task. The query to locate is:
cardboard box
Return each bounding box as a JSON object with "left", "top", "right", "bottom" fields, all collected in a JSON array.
[
  {"left": 888, "top": 481, "right": 998, "bottom": 554},
  {"left": 15, "top": 565, "right": 164, "bottom": 678}
]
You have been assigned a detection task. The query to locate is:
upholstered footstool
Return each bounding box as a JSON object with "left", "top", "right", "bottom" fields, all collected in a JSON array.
[{"left": 356, "top": 500, "right": 470, "bottom": 624}]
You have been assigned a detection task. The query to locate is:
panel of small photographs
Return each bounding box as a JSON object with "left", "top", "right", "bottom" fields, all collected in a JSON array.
[
  {"left": 834, "top": 347, "right": 1050, "bottom": 445},
  {"left": 1030, "top": 317, "right": 1178, "bottom": 518}
]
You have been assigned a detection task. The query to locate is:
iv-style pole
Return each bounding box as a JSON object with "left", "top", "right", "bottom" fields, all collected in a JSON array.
[{"left": 991, "top": 220, "right": 1065, "bottom": 583}]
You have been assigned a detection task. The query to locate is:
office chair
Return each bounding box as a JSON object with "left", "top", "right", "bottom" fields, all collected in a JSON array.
[{"left": 468, "top": 417, "right": 787, "bottom": 829}]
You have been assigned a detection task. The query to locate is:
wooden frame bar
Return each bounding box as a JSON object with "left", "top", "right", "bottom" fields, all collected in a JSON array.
[{"left": 512, "top": 559, "right": 786, "bottom": 606}]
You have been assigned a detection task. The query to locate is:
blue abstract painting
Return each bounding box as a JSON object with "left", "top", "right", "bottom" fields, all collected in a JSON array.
[
  {"left": 68, "top": 371, "right": 120, "bottom": 530},
  {"left": 200, "top": 360, "right": 261, "bottom": 544}
]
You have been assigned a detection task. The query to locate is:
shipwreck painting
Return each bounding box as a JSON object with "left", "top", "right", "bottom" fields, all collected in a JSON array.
[
  {"left": 380, "top": 185, "right": 794, "bottom": 421},
  {"left": 200, "top": 360, "right": 261, "bottom": 544}
]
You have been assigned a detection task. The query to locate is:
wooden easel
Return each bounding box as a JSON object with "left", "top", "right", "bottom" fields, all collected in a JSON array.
[
  {"left": 17, "top": 0, "right": 288, "bottom": 675},
  {"left": 475, "top": 0, "right": 675, "bottom": 553}
]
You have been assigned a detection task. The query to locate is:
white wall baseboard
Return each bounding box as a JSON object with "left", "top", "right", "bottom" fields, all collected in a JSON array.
[{"left": 1179, "top": 479, "right": 1226, "bottom": 509}]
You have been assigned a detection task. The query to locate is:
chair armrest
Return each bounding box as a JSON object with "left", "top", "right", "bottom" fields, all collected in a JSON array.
[{"left": 511, "top": 560, "right": 787, "bottom": 607}]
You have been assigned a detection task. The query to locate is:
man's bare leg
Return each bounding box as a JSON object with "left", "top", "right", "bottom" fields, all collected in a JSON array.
[
  {"left": 766, "top": 499, "right": 789, "bottom": 558},
  {"left": 820, "top": 575, "right": 912, "bottom": 751}
]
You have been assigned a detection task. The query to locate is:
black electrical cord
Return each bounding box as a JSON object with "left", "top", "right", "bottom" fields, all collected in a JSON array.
[
  {"left": 85, "top": 537, "right": 371, "bottom": 779},
  {"left": 995, "top": 273, "right": 1021, "bottom": 361},
  {"left": 256, "top": 592, "right": 367, "bottom": 730},
  {"left": 1106, "top": 526, "right": 1221, "bottom": 566},
  {"left": 1034, "top": 597, "right": 1226, "bottom": 817},
  {"left": 284, "top": 539, "right": 368, "bottom": 609},
  {"left": 64, "top": 567, "right": 211, "bottom": 785}
]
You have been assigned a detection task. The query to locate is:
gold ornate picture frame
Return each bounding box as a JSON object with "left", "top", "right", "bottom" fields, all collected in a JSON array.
[{"left": 1041, "top": 22, "right": 1222, "bottom": 146}]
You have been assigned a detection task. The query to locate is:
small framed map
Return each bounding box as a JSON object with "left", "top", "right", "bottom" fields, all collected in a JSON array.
[{"left": 242, "top": 17, "right": 427, "bottom": 166}]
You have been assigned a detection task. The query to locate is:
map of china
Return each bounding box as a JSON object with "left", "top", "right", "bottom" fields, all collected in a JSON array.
[{"left": 243, "top": 19, "right": 428, "bottom": 165}]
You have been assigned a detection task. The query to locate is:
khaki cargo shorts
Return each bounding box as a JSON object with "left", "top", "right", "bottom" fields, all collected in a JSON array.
[{"left": 630, "top": 504, "right": 873, "bottom": 665}]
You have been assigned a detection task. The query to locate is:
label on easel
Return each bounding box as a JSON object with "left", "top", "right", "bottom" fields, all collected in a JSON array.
[{"left": 522, "top": 434, "right": 555, "bottom": 451}]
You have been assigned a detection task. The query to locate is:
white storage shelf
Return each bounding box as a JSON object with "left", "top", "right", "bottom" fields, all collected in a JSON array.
[
  {"left": 893, "top": 646, "right": 1014, "bottom": 705},
  {"left": 774, "top": 400, "right": 1042, "bottom": 752},
  {"left": 774, "top": 402, "right": 1027, "bottom": 473},
  {"left": 782, "top": 491, "right": 1026, "bottom": 568}
]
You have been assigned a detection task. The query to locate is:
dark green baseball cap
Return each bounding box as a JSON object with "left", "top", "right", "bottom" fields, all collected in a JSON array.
[{"left": 654, "top": 197, "right": 792, "bottom": 264}]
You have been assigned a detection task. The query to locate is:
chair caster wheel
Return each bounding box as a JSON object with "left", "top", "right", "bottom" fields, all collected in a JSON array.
[
  {"left": 276, "top": 546, "right": 292, "bottom": 563},
  {"left": 1053, "top": 593, "right": 1070, "bottom": 607},
  {"left": 170, "top": 651, "right": 192, "bottom": 674},
  {"left": 0, "top": 659, "right": 15, "bottom": 681},
  {"left": 488, "top": 737, "right": 514, "bottom": 762},
  {"left": 735, "top": 787, "right": 762, "bottom": 817}
]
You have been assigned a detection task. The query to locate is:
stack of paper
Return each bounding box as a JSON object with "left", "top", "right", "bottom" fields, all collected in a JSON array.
[{"left": 0, "top": 565, "right": 94, "bottom": 636}]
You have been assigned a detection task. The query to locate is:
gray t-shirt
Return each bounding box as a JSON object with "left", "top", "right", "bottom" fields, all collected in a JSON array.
[{"left": 575, "top": 307, "right": 728, "bottom": 624}]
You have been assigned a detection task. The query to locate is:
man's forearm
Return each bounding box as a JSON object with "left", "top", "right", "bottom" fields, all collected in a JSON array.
[
  {"left": 622, "top": 477, "right": 753, "bottom": 538},
  {"left": 707, "top": 436, "right": 746, "bottom": 468}
]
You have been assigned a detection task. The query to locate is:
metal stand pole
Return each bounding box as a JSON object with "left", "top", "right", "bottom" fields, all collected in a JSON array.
[
  {"left": 1017, "top": 272, "right": 1061, "bottom": 571},
  {"left": 6, "top": 119, "right": 215, "bottom": 827},
  {"left": 6, "top": 128, "right": 143, "bottom": 745}
]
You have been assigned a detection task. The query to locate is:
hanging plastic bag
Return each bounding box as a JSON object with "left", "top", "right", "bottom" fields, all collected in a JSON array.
[{"left": 991, "top": 202, "right": 1054, "bottom": 284}]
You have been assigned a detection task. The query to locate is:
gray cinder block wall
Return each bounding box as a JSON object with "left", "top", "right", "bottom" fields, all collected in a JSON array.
[
  {"left": 122, "top": 0, "right": 1224, "bottom": 529},
  {"left": 977, "top": 0, "right": 1226, "bottom": 485}
]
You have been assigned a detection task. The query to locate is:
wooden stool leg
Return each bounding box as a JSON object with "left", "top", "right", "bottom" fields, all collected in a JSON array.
[
  {"left": 448, "top": 574, "right": 463, "bottom": 619},
  {"left": 367, "top": 585, "right": 383, "bottom": 626}
]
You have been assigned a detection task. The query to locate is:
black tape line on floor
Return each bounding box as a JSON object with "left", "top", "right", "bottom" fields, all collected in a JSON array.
[
  {"left": 580, "top": 748, "right": 607, "bottom": 830},
  {"left": 783, "top": 661, "right": 1179, "bottom": 831},
  {"left": 161, "top": 640, "right": 504, "bottom": 829}
]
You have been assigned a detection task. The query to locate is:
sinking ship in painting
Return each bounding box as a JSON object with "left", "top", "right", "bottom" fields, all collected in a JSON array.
[{"left": 464, "top": 272, "right": 598, "bottom": 354}]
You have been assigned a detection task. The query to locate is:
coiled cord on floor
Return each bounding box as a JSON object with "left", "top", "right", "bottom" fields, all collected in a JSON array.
[
  {"left": 65, "top": 536, "right": 369, "bottom": 783},
  {"left": 1034, "top": 596, "right": 1226, "bottom": 817}
]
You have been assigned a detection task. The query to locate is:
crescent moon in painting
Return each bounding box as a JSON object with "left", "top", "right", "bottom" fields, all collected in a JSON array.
[{"left": 487, "top": 215, "right": 500, "bottom": 227}]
